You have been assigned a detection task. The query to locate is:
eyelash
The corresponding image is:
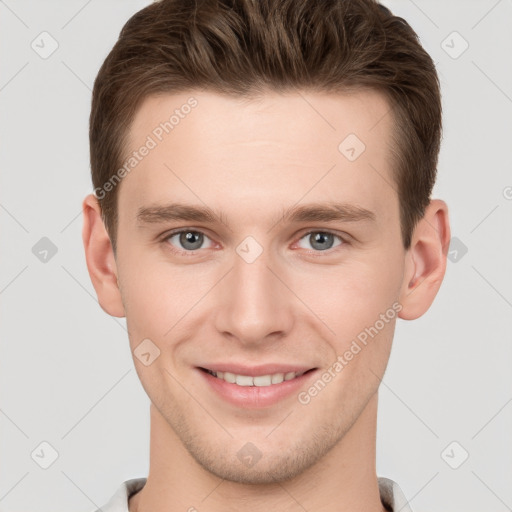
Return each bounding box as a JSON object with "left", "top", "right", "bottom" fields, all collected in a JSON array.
[{"left": 161, "top": 228, "right": 349, "bottom": 257}]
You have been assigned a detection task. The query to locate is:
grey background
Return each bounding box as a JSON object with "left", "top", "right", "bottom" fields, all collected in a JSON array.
[{"left": 0, "top": 0, "right": 511, "bottom": 511}]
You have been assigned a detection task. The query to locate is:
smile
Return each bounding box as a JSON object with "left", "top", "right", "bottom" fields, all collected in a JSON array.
[
  {"left": 197, "top": 364, "right": 318, "bottom": 408},
  {"left": 202, "top": 368, "right": 307, "bottom": 387}
]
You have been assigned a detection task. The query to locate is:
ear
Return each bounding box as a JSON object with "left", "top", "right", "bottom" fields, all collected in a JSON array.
[
  {"left": 398, "top": 199, "right": 451, "bottom": 320},
  {"left": 82, "top": 194, "right": 125, "bottom": 317}
]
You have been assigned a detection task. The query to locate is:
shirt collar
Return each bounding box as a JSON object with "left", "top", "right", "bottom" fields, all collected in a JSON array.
[{"left": 96, "top": 476, "right": 412, "bottom": 512}]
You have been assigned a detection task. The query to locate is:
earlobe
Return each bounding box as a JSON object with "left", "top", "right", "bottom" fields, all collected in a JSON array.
[
  {"left": 82, "top": 194, "right": 125, "bottom": 318},
  {"left": 398, "top": 199, "right": 451, "bottom": 320}
]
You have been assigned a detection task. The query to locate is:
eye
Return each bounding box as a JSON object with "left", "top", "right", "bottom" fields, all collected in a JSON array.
[
  {"left": 162, "top": 229, "right": 347, "bottom": 255},
  {"left": 164, "top": 230, "right": 214, "bottom": 252},
  {"left": 296, "top": 231, "right": 345, "bottom": 252}
]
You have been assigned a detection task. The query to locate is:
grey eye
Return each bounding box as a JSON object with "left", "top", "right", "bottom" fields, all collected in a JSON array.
[
  {"left": 167, "top": 231, "right": 213, "bottom": 251},
  {"left": 297, "top": 232, "right": 343, "bottom": 251}
]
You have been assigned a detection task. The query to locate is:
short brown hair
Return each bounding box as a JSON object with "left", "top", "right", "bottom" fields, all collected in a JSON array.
[{"left": 90, "top": 0, "right": 441, "bottom": 252}]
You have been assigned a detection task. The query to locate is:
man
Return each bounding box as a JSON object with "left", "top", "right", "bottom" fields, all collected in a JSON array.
[{"left": 82, "top": 0, "right": 450, "bottom": 510}]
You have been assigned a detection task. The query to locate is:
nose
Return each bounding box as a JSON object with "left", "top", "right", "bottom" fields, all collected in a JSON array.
[{"left": 213, "top": 244, "right": 295, "bottom": 347}]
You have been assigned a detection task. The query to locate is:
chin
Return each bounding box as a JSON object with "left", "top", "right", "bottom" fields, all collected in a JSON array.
[
  {"left": 183, "top": 429, "right": 339, "bottom": 485},
  {"left": 195, "top": 454, "right": 313, "bottom": 485}
]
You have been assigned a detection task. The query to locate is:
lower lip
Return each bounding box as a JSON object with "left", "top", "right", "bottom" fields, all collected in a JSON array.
[{"left": 198, "top": 369, "right": 317, "bottom": 408}]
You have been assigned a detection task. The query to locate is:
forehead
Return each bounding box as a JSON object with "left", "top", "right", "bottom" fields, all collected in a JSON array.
[{"left": 119, "top": 89, "right": 397, "bottom": 228}]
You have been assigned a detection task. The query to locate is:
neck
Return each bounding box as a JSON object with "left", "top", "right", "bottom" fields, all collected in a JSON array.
[{"left": 130, "top": 393, "right": 386, "bottom": 512}]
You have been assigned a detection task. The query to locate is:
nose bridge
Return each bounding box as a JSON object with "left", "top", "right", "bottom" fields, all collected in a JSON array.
[{"left": 214, "top": 239, "right": 293, "bottom": 343}]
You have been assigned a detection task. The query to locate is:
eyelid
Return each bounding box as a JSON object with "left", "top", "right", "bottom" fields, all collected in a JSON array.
[
  {"left": 161, "top": 227, "right": 350, "bottom": 256},
  {"left": 295, "top": 228, "right": 350, "bottom": 242},
  {"left": 161, "top": 228, "right": 216, "bottom": 255},
  {"left": 293, "top": 229, "right": 350, "bottom": 252}
]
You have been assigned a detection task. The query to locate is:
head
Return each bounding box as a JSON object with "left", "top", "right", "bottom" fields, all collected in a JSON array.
[{"left": 83, "top": 0, "right": 450, "bottom": 485}]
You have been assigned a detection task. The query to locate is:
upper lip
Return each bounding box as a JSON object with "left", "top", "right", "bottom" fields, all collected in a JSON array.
[{"left": 197, "top": 364, "right": 316, "bottom": 376}]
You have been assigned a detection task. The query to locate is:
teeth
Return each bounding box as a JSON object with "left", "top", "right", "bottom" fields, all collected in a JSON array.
[
  {"left": 207, "top": 369, "right": 305, "bottom": 387},
  {"left": 235, "top": 375, "right": 254, "bottom": 386},
  {"left": 253, "top": 375, "right": 272, "bottom": 386},
  {"left": 271, "top": 373, "right": 284, "bottom": 384},
  {"left": 223, "top": 371, "right": 236, "bottom": 383}
]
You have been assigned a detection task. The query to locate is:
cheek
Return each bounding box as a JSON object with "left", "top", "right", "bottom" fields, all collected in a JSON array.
[
  {"left": 118, "top": 250, "right": 212, "bottom": 342},
  {"left": 290, "top": 252, "right": 403, "bottom": 342},
  {"left": 296, "top": 260, "right": 401, "bottom": 409}
]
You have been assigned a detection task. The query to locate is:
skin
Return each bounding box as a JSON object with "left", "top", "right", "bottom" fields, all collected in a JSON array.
[{"left": 82, "top": 89, "right": 450, "bottom": 512}]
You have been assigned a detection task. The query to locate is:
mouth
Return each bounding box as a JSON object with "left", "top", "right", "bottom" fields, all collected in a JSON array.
[
  {"left": 198, "top": 367, "right": 316, "bottom": 387},
  {"left": 197, "top": 364, "right": 319, "bottom": 408}
]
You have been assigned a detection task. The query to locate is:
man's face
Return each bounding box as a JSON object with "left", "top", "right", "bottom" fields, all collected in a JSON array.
[{"left": 114, "top": 89, "right": 406, "bottom": 483}]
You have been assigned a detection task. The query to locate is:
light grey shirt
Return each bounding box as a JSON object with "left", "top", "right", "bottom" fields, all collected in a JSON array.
[{"left": 92, "top": 476, "right": 413, "bottom": 511}]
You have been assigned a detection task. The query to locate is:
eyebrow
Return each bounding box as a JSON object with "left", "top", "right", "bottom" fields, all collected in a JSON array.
[{"left": 136, "top": 202, "right": 376, "bottom": 228}]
